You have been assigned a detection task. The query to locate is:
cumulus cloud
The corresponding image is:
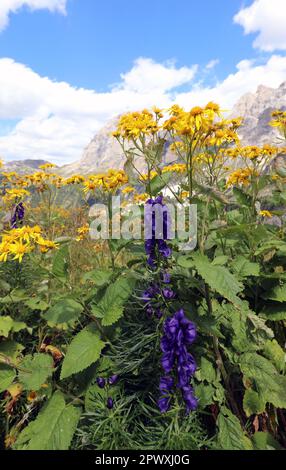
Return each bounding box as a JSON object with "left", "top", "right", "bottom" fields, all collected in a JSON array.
[
  {"left": 0, "top": 0, "right": 67, "bottom": 32},
  {"left": 1, "top": 54, "right": 286, "bottom": 165},
  {"left": 234, "top": 0, "right": 286, "bottom": 51},
  {"left": 0, "top": 57, "right": 197, "bottom": 164}
]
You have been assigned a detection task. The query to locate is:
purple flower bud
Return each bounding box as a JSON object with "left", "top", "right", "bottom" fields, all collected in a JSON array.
[
  {"left": 161, "top": 272, "right": 171, "bottom": 284},
  {"left": 96, "top": 377, "right": 106, "bottom": 389},
  {"left": 158, "top": 396, "right": 171, "bottom": 413},
  {"left": 108, "top": 375, "right": 119, "bottom": 385},
  {"left": 107, "top": 397, "right": 114, "bottom": 409},
  {"left": 162, "top": 288, "right": 175, "bottom": 299},
  {"left": 159, "top": 375, "right": 174, "bottom": 392}
]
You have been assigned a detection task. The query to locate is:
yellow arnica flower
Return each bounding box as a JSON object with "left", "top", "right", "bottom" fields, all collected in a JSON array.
[
  {"left": 8, "top": 240, "right": 33, "bottom": 263},
  {"left": 259, "top": 210, "right": 272, "bottom": 218},
  {"left": 133, "top": 193, "right": 149, "bottom": 204},
  {"left": 122, "top": 186, "right": 135, "bottom": 195},
  {"left": 39, "top": 163, "right": 57, "bottom": 170},
  {"left": 162, "top": 163, "right": 187, "bottom": 174},
  {"left": 76, "top": 224, "right": 90, "bottom": 241}
]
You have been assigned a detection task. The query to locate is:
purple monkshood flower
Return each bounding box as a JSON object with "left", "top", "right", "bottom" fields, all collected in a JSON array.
[
  {"left": 107, "top": 397, "right": 114, "bottom": 409},
  {"left": 162, "top": 288, "right": 175, "bottom": 300},
  {"left": 144, "top": 197, "right": 172, "bottom": 267},
  {"left": 96, "top": 377, "right": 106, "bottom": 389},
  {"left": 108, "top": 375, "right": 119, "bottom": 385},
  {"left": 11, "top": 202, "right": 25, "bottom": 228},
  {"left": 161, "top": 272, "right": 171, "bottom": 284},
  {"left": 158, "top": 309, "right": 198, "bottom": 414},
  {"left": 159, "top": 375, "right": 174, "bottom": 393},
  {"left": 158, "top": 396, "right": 171, "bottom": 413}
]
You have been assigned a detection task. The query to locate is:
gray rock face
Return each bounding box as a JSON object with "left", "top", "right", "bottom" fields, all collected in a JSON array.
[{"left": 232, "top": 81, "right": 286, "bottom": 146}]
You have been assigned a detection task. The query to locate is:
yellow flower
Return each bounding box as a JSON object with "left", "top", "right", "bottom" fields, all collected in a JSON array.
[
  {"left": 39, "top": 163, "right": 57, "bottom": 170},
  {"left": 133, "top": 192, "right": 149, "bottom": 204},
  {"left": 162, "top": 163, "right": 187, "bottom": 174},
  {"left": 122, "top": 186, "right": 135, "bottom": 195},
  {"left": 8, "top": 240, "right": 32, "bottom": 262},
  {"left": 259, "top": 210, "right": 272, "bottom": 218},
  {"left": 76, "top": 224, "right": 90, "bottom": 241},
  {"left": 226, "top": 168, "right": 257, "bottom": 187},
  {"left": 3, "top": 188, "right": 30, "bottom": 204}
]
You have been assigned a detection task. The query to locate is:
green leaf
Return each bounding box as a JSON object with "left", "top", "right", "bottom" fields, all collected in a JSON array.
[
  {"left": 25, "top": 298, "right": 49, "bottom": 311},
  {"left": 0, "top": 316, "right": 14, "bottom": 337},
  {"left": 261, "top": 303, "right": 286, "bottom": 321},
  {"left": 265, "top": 283, "right": 286, "bottom": 302},
  {"left": 82, "top": 269, "right": 112, "bottom": 286},
  {"left": 18, "top": 353, "right": 54, "bottom": 391},
  {"left": 252, "top": 432, "right": 283, "bottom": 450},
  {"left": 0, "top": 341, "right": 24, "bottom": 362},
  {"left": 43, "top": 298, "right": 83, "bottom": 329},
  {"left": 92, "top": 275, "right": 136, "bottom": 326},
  {"left": 14, "top": 391, "right": 81, "bottom": 450},
  {"left": 243, "top": 389, "right": 265, "bottom": 417},
  {"left": 217, "top": 406, "right": 252, "bottom": 450},
  {"left": 263, "top": 339, "right": 285, "bottom": 372},
  {"left": 195, "top": 383, "right": 215, "bottom": 408},
  {"left": 191, "top": 252, "right": 243, "bottom": 306},
  {"left": 231, "top": 256, "right": 260, "bottom": 278},
  {"left": 0, "top": 365, "right": 16, "bottom": 392},
  {"left": 233, "top": 187, "right": 251, "bottom": 206},
  {"left": 52, "top": 244, "right": 69, "bottom": 280},
  {"left": 0, "top": 316, "right": 28, "bottom": 337},
  {"left": 199, "top": 357, "right": 217, "bottom": 383},
  {"left": 60, "top": 323, "right": 105, "bottom": 379},
  {"left": 150, "top": 172, "right": 172, "bottom": 195},
  {"left": 239, "top": 353, "right": 286, "bottom": 409}
]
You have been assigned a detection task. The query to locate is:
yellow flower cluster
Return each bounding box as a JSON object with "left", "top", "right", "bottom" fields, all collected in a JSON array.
[
  {"left": 76, "top": 224, "right": 90, "bottom": 241},
  {"left": 83, "top": 169, "right": 128, "bottom": 193},
  {"left": 269, "top": 110, "right": 286, "bottom": 134},
  {"left": 259, "top": 210, "right": 272, "bottom": 218},
  {"left": 226, "top": 168, "right": 258, "bottom": 187},
  {"left": 0, "top": 226, "right": 58, "bottom": 263},
  {"left": 162, "top": 163, "right": 187, "bottom": 174},
  {"left": 113, "top": 109, "right": 159, "bottom": 139},
  {"left": 2, "top": 188, "right": 30, "bottom": 204}
]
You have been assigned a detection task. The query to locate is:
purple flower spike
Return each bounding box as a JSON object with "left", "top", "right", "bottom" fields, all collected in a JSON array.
[
  {"left": 96, "top": 377, "right": 106, "bottom": 389},
  {"left": 158, "top": 309, "right": 198, "bottom": 414}
]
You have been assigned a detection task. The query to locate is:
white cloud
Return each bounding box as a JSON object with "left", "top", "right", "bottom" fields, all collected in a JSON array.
[
  {"left": 1, "top": 54, "right": 286, "bottom": 165},
  {"left": 0, "top": 57, "right": 197, "bottom": 164},
  {"left": 175, "top": 55, "right": 286, "bottom": 110},
  {"left": 234, "top": 0, "right": 286, "bottom": 51},
  {"left": 205, "top": 59, "right": 219, "bottom": 70},
  {"left": 0, "top": 0, "right": 67, "bottom": 32}
]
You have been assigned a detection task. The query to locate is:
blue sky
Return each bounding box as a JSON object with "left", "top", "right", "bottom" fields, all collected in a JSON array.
[{"left": 0, "top": 0, "right": 286, "bottom": 164}]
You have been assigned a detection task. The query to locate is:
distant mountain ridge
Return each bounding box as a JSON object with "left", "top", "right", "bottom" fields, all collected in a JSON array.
[
  {"left": 2, "top": 159, "right": 55, "bottom": 174},
  {"left": 3, "top": 81, "right": 286, "bottom": 176}
]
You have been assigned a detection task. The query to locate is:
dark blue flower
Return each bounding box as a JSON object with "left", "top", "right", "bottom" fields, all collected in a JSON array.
[
  {"left": 108, "top": 374, "right": 119, "bottom": 385},
  {"left": 107, "top": 397, "right": 114, "bottom": 409},
  {"left": 96, "top": 377, "right": 106, "bottom": 389},
  {"left": 158, "top": 396, "right": 171, "bottom": 413},
  {"left": 11, "top": 202, "right": 25, "bottom": 228}
]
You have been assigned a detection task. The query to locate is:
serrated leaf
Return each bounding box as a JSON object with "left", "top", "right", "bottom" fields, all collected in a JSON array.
[
  {"left": 92, "top": 275, "right": 135, "bottom": 326},
  {"left": 0, "top": 341, "right": 24, "bottom": 363},
  {"left": 0, "top": 365, "right": 16, "bottom": 392},
  {"left": 252, "top": 432, "right": 283, "bottom": 450},
  {"left": 52, "top": 244, "right": 69, "bottom": 280},
  {"left": 82, "top": 269, "right": 112, "bottom": 286},
  {"left": 150, "top": 172, "right": 172, "bottom": 195},
  {"left": 217, "top": 407, "right": 253, "bottom": 450},
  {"left": 13, "top": 391, "right": 81, "bottom": 450},
  {"left": 18, "top": 353, "right": 54, "bottom": 391},
  {"left": 0, "top": 316, "right": 28, "bottom": 337},
  {"left": 231, "top": 256, "right": 260, "bottom": 278},
  {"left": 265, "top": 284, "right": 286, "bottom": 302},
  {"left": 195, "top": 383, "right": 215, "bottom": 408},
  {"left": 243, "top": 389, "right": 265, "bottom": 417},
  {"left": 25, "top": 298, "right": 49, "bottom": 311},
  {"left": 199, "top": 357, "right": 217, "bottom": 383},
  {"left": 191, "top": 252, "right": 243, "bottom": 306},
  {"left": 60, "top": 323, "right": 105, "bottom": 379},
  {"left": 43, "top": 298, "right": 83, "bottom": 329},
  {"left": 261, "top": 303, "right": 286, "bottom": 321},
  {"left": 263, "top": 339, "right": 285, "bottom": 372},
  {"left": 239, "top": 353, "right": 286, "bottom": 409}
]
